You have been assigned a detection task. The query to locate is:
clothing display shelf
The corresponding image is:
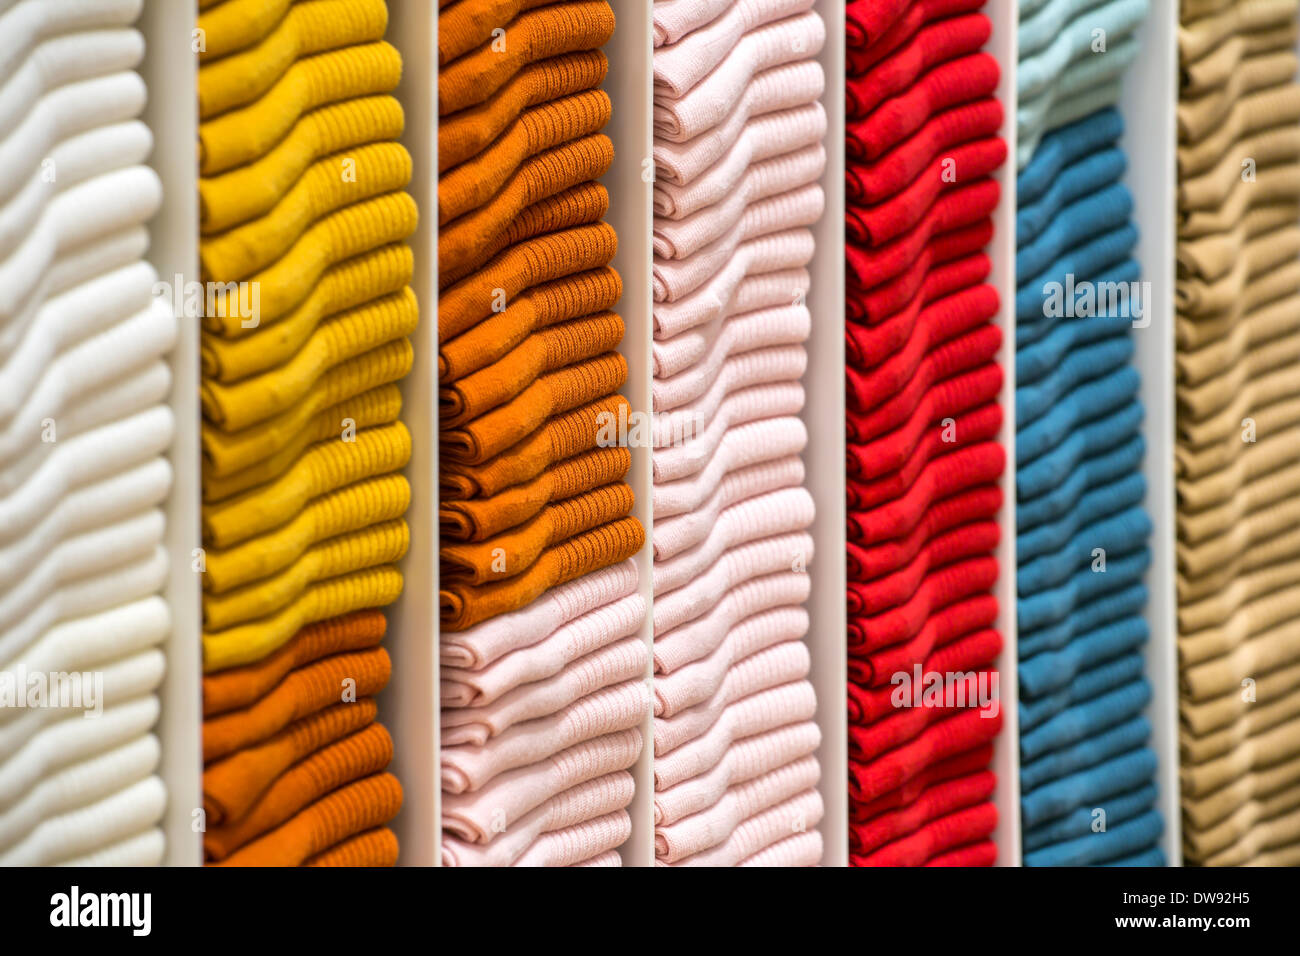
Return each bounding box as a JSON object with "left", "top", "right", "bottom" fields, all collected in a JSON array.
[{"left": 127, "top": 0, "right": 1185, "bottom": 866}]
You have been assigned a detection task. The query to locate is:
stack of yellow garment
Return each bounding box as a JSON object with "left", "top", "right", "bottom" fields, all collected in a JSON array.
[
  {"left": 196, "top": 0, "right": 413, "bottom": 867},
  {"left": 1175, "top": 0, "right": 1300, "bottom": 867},
  {"left": 436, "top": 0, "right": 649, "bottom": 867}
]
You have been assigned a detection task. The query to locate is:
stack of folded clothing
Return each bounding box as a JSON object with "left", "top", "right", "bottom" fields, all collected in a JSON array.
[
  {"left": 648, "top": 0, "right": 828, "bottom": 869},
  {"left": 1175, "top": 0, "right": 1300, "bottom": 867},
  {"left": 436, "top": 0, "right": 648, "bottom": 868},
  {"left": 843, "top": 0, "right": 1007, "bottom": 867},
  {"left": 0, "top": 0, "right": 172, "bottom": 867},
  {"left": 1014, "top": 0, "right": 1164, "bottom": 867},
  {"left": 196, "top": 0, "right": 413, "bottom": 867}
]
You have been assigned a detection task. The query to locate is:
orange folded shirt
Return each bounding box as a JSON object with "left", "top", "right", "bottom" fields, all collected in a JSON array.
[
  {"left": 203, "top": 609, "right": 387, "bottom": 717},
  {"left": 439, "top": 89, "right": 612, "bottom": 225},
  {"left": 203, "top": 699, "right": 378, "bottom": 825},
  {"left": 440, "top": 445, "right": 630, "bottom": 540},
  {"left": 440, "top": 516, "right": 645, "bottom": 630},
  {"left": 441, "top": 311, "right": 625, "bottom": 426},
  {"left": 204, "top": 648, "right": 393, "bottom": 762},
  {"left": 440, "top": 269, "right": 623, "bottom": 382},
  {"left": 438, "top": 134, "right": 614, "bottom": 275},
  {"left": 438, "top": 222, "right": 616, "bottom": 342},
  {"left": 438, "top": 181, "right": 609, "bottom": 289},
  {"left": 213, "top": 772, "right": 403, "bottom": 867},
  {"left": 303, "top": 827, "right": 399, "bottom": 866},
  {"left": 441, "top": 481, "right": 634, "bottom": 584},
  {"left": 441, "top": 394, "right": 629, "bottom": 499},
  {"left": 439, "top": 0, "right": 556, "bottom": 64},
  {"left": 440, "top": 351, "right": 628, "bottom": 464},
  {"left": 204, "top": 723, "right": 394, "bottom": 860},
  {"left": 437, "top": 1, "right": 615, "bottom": 115},
  {"left": 439, "top": 50, "right": 608, "bottom": 172}
]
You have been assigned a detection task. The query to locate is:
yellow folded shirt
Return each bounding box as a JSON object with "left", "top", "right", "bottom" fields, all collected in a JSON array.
[
  {"left": 202, "top": 338, "right": 412, "bottom": 476},
  {"left": 200, "top": 96, "right": 405, "bottom": 235},
  {"left": 202, "top": 243, "right": 413, "bottom": 377},
  {"left": 204, "top": 473, "right": 410, "bottom": 593},
  {"left": 206, "top": 192, "right": 418, "bottom": 329},
  {"left": 204, "top": 565, "right": 404, "bottom": 672},
  {"left": 201, "top": 143, "right": 412, "bottom": 282},
  {"left": 203, "top": 421, "right": 412, "bottom": 548},
  {"left": 199, "top": 0, "right": 388, "bottom": 119},
  {"left": 205, "top": 385, "right": 402, "bottom": 504},
  {"left": 197, "top": 0, "right": 291, "bottom": 63},
  {"left": 204, "top": 519, "right": 409, "bottom": 631},
  {"left": 202, "top": 288, "right": 417, "bottom": 430},
  {"left": 200, "top": 42, "right": 403, "bottom": 175}
]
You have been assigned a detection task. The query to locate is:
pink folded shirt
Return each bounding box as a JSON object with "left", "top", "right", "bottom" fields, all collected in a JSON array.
[
  {"left": 662, "top": 787, "right": 823, "bottom": 866},
  {"left": 441, "top": 771, "right": 634, "bottom": 867},
  {"left": 653, "top": 12, "right": 826, "bottom": 141},
  {"left": 655, "top": 754, "right": 819, "bottom": 862},
  {"left": 439, "top": 560, "right": 638, "bottom": 669},
  {"left": 654, "top": 230, "right": 815, "bottom": 337},
  {"left": 654, "top": 413, "right": 807, "bottom": 512},
  {"left": 654, "top": 0, "right": 816, "bottom": 97},
  {"left": 440, "top": 680, "right": 651, "bottom": 794},
  {"left": 654, "top": 61, "right": 825, "bottom": 185},
  {"left": 653, "top": 146, "right": 827, "bottom": 259},
  {"left": 511, "top": 809, "right": 632, "bottom": 866},
  {"left": 654, "top": 0, "right": 734, "bottom": 48},
  {"left": 654, "top": 640, "right": 811, "bottom": 756},
  {"left": 441, "top": 594, "right": 647, "bottom": 707},
  {"left": 655, "top": 104, "right": 827, "bottom": 218},
  {"left": 740, "top": 828, "right": 823, "bottom": 866},
  {"left": 440, "top": 728, "right": 642, "bottom": 843},
  {"left": 654, "top": 719, "right": 820, "bottom": 825},
  {"left": 654, "top": 571, "right": 810, "bottom": 674},
  {"left": 654, "top": 269, "right": 810, "bottom": 376},
  {"left": 441, "top": 637, "right": 650, "bottom": 747},
  {"left": 653, "top": 680, "right": 816, "bottom": 790}
]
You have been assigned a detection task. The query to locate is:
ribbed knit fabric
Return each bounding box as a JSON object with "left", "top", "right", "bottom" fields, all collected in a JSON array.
[
  {"left": 195, "top": 0, "right": 414, "bottom": 866},
  {"left": 1176, "top": 0, "right": 1300, "bottom": 867},
  {"left": 0, "top": 4, "right": 173, "bottom": 867},
  {"left": 845, "top": 0, "right": 1006, "bottom": 867},
  {"left": 646, "top": 0, "right": 826, "bottom": 867},
  {"left": 1013, "top": 0, "right": 1162, "bottom": 867},
  {"left": 434, "top": 0, "right": 646, "bottom": 866}
]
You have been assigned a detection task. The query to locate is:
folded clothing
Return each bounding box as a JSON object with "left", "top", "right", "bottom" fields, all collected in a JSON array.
[{"left": 845, "top": 0, "right": 1006, "bottom": 867}]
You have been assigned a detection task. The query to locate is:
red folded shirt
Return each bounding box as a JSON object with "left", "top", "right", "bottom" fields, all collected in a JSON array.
[
  {"left": 847, "top": 183, "right": 1000, "bottom": 290},
  {"left": 847, "top": 556, "right": 999, "bottom": 653},
  {"left": 848, "top": 707, "right": 1004, "bottom": 803},
  {"left": 847, "top": 405, "right": 1002, "bottom": 506},
  {"left": 847, "top": 53, "right": 1000, "bottom": 163},
  {"left": 846, "top": 0, "right": 911, "bottom": 48},
  {"left": 848, "top": 222, "right": 993, "bottom": 321},
  {"left": 848, "top": 485, "right": 1002, "bottom": 580},
  {"left": 849, "top": 593, "right": 999, "bottom": 689},
  {"left": 855, "top": 802, "right": 999, "bottom": 865},
  {"left": 848, "top": 14, "right": 993, "bottom": 119},
  {"left": 847, "top": 284, "right": 1000, "bottom": 413},
  {"left": 925, "top": 840, "right": 997, "bottom": 866},
  {"left": 847, "top": 258, "right": 992, "bottom": 363},
  {"left": 848, "top": 99, "right": 1005, "bottom": 203},
  {"left": 849, "top": 520, "right": 1000, "bottom": 614},
  {"left": 847, "top": 627, "right": 1002, "bottom": 726},
  {"left": 850, "top": 742, "right": 994, "bottom": 823},
  {"left": 850, "top": 770, "right": 996, "bottom": 856},
  {"left": 848, "top": 0, "right": 990, "bottom": 75}
]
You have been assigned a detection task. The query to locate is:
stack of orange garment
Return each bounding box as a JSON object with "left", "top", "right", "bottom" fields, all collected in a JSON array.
[
  {"left": 195, "top": 0, "right": 414, "bottom": 866},
  {"left": 436, "top": 0, "right": 649, "bottom": 866}
]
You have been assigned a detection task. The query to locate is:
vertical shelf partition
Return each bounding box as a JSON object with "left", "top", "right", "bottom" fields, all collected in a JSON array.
[
  {"left": 987, "top": 0, "right": 1022, "bottom": 867},
  {"left": 141, "top": 0, "right": 202, "bottom": 869},
  {"left": 1119, "top": 3, "right": 1182, "bottom": 866}
]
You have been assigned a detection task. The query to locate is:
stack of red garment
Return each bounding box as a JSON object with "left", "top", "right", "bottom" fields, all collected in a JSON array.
[{"left": 844, "top": 0, "right": 1007, "bottom": 867}]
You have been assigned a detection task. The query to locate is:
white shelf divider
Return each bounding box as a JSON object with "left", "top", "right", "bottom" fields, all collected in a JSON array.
[
  {"left": 1119, "top": 2, "right": 1182, "bottom": 867},
  {"left": 809, "top": 0, "right": 849, "bottom": 867},
  {"left": 141, "top": 0, "right": 202, "bottom": 869},
  {"left": 603, "top": 0, "right": 657, "bottom": 867},
  {"left": 989, "top": 0, "right": 1022, "bottom": 867},
  {"left": 385, "top": 0, "right": 440, "bottom": 866}
]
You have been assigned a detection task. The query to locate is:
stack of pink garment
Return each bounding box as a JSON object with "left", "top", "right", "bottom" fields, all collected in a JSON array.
[
  {"left": 650, "top": 0, "right": 828, "bottom": 867},
  {"left": 439, "top": 560, "right": 648, "bottom": 866}
]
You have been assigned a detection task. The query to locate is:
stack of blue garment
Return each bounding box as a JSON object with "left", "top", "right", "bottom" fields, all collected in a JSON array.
[{"left": 1014, "top": 107, "right": 1164, "bottom": 867}]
